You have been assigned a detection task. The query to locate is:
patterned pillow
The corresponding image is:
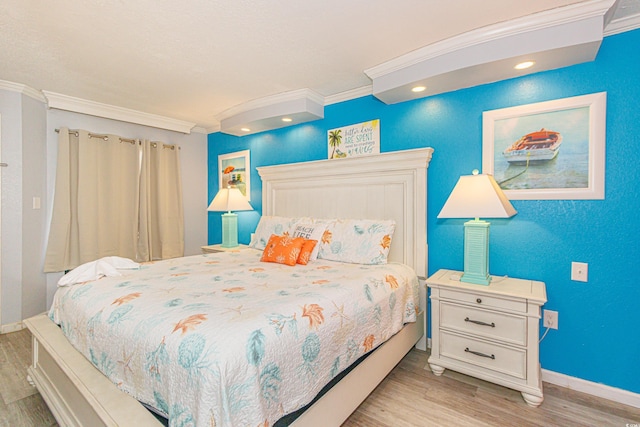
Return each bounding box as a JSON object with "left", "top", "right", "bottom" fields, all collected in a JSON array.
[
  {"left": 249, "top": 216, "right": 310, "bottom": 250},
  {"left": 317, "top": 219, "right": 395, "bottom": 265},
  {"left": 261, "top": 234, "right": 306, "bottom": 266},
  {"left": 290, "top": 223, "right": 327, "bottom": 261},
  {"left": 297, "top": 239, "right": 318, "bottom": 265}
]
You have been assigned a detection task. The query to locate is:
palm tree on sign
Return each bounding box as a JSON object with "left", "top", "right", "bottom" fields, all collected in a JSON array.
[{"left": 328, "top": 129, "right": 342, "bottom": 159}]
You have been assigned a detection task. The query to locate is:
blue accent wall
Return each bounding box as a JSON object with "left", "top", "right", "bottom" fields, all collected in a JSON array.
[{"left": 208, "top": 29, "right": 640, "bottom": 394}]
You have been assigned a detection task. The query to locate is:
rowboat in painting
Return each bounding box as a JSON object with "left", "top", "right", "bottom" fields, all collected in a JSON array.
[{"left": 503, "top": 128, "right": 562, "bottom": 163}]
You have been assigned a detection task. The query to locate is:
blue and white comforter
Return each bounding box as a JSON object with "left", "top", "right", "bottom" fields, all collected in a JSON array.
[{"left": 49, "top": 249, "right": 419, "bottom": 427}]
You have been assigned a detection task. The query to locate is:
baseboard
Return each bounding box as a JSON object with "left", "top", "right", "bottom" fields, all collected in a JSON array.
[
  {"left": 542, "top": 369, "right": 640, "bottom": 409},
  {"left": 423, "top": 337, "right": 638, "bottom": 409},
  {"left": 0, "top": 321, "right": 25, "bottom": 334}
]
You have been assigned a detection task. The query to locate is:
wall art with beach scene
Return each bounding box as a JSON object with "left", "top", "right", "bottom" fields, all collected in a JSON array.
[
  {"left": 218, "top": 149, "right": 250, "bottom": 200},
  {"left": 328, "top": 119, "right": 380, "bottom": 159},
  {"left": 482, "top": 92, "right": 606, "bottom": 200}
]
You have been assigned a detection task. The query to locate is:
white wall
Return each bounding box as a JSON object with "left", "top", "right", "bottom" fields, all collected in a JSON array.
[
  {"left": 0, "top": 86, "right": 208, "bottom": 327},
  {"left": 21, "top": 95, "right": 47, "bottom": 318},
  {"left": 0, "top": 89, "right": 27, "bottom": 326}
]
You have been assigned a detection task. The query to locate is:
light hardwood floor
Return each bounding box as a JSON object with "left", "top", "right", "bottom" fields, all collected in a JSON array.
[
  {"left": 1, "top": 328, "right": 638, "bottom": 427},
  {"left": 0, "top": 328, "right": 57, "bottom": 427}
]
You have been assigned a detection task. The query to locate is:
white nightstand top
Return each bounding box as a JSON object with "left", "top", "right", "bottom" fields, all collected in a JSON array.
[
  {"left": 201, "top": 244, "right": 250, "bottom": 253},
  {"left": 427, "top": 269, "right": 547, "bottom": 304}
]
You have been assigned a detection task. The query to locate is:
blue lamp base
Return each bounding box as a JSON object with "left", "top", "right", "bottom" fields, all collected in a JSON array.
[
  {"left": 221, "top": 212, "right": 239, "bottom": 248},
  {"left": 461, "top": 219, "right": 491, "bottom": 286}
]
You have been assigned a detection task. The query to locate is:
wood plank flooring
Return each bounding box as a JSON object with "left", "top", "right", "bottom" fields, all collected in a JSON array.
[
  {"left": 1, "top": 328, "right": 638, "bottom": 427},
  {"left": 342, "top": 349, "right": 640, "bottom": 427},
  {"left": 0, "top": 328, "right": 57, "bottom": 427}
]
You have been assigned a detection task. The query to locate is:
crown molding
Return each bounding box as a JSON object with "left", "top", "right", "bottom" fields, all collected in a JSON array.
[
  {"left": 205, "top": 124, "right": 221, "bottom": 134},
  {"left": 604, "top": 12, "right": 640, "bottom": 35},
  {"left": 365, "top": 0, "right": 615, "bottom": 80},
  {"left": 0, "top": 80, "right": 47, "bottom": 102},
  {"left": 364, "top": 0, "right": 615, "bottom": 105},
  {"left": 217, "top": 88, "right": 324, "bottom": 136},
  {"left": 324, "top": 85, "right": 372, "bottom": 105},
  {"left": 208, "top": 87, "right": 376, "bottom": 135},
  {"left": 216, "top": 88, "right": 324, "bottom": 122},
  {"left": 43, "top": 91, "right": 196, "bottom": 134},
  {"left": 190, "top": 126, "right": 209, "bottom": 134}
]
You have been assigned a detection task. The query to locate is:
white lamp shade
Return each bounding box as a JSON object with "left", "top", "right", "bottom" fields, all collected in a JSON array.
[
  {"left": 438, "top": 172, "right": 516, "bottom": 219},
  {"left": 208, "top": 187, "right": 253, "bottom": 213}
]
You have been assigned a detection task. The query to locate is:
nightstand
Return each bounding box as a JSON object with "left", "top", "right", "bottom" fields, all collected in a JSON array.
[
  {"left": 427, "top": 269, "right": 547, "bottom": 407},
  {"left": 201, "top": 244, "right": 249, "bottom": 253}
]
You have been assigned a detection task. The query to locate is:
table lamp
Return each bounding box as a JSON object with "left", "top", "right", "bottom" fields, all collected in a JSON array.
[
  {"left": 208, "top": 186, "right": 253, "bottom": 248},
  {"left": 437, "top": 170, "right": 516, "bottom": 285}
]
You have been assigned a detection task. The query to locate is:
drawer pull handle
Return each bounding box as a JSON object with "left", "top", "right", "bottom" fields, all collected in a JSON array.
[
  {"left": 464, "top": 317, "right": 495, "bottom": 327},
  {"left": 476, "top": 298, "right": 482, "bottom": 304},
  {"left": 465, "top": 347, "right": 495, "bottom": 360}
]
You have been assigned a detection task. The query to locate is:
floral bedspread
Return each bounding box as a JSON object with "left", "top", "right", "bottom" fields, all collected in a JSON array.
[{"left": 49, "top": 250, "right": 419, "bottom": 427}]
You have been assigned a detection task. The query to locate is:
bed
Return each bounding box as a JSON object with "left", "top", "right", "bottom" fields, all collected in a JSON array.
[{"left": 25, "top": 147, "right": 434, "bottom": 426}]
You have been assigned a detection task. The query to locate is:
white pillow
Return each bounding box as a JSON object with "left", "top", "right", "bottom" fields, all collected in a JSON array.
[
  {"left": 290, "top": 222, "right": 327, "bottom": 261},
  {"left": 317, "top": 219, "right": 395, "bottom": 265},
  {"left": 249, "top": 216, "right": 310, "bottom": 250}
]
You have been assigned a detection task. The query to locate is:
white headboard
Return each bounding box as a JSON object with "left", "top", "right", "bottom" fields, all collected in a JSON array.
[{"left": 257, "top": 148, "right": 434, "bottom": 278}]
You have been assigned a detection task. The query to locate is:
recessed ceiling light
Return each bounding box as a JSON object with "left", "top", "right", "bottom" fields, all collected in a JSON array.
[
  {"left": 412, "top": 86, "right": 427, "bottom": 93},
  {"left": 240, "top": 127, "right": 251, "bottom": 132},
  {"left": 514, "top": 61, "right": 535, "bottom": 70},
  {"left": 282, "top": 117, "right": 293, "bottom": 122}
]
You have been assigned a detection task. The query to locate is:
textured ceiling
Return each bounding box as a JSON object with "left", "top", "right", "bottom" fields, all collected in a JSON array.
[{"left": 0, "top": 0, "right": 638, "bottom": 132}]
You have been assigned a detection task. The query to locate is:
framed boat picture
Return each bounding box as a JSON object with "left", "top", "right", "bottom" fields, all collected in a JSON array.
[{"left": 482, "top": 92, "right": 606, "bottom": 200}]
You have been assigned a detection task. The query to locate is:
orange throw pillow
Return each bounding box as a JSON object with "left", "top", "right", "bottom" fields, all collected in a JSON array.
[
  {"left": 261, "top": 234, "right": 306, "bottom": 266},
  {"left": 297, "top": 239, "right": 318, "bottom": 265}
]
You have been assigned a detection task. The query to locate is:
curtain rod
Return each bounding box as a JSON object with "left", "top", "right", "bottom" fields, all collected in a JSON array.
[
  {"left": 54, "top": 128, "right": 178, "bottom": 149},
  {"left": 55, "top": 128, "right": 136, "bottom": 144}
]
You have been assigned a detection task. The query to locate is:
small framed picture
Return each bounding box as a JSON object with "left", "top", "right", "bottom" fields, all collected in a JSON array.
[
  {"left": 328, "top": 119, "right": 380, "bottom": 159},
  {"left": 218, "top": 150, "right": 250, "bottom": 200}
]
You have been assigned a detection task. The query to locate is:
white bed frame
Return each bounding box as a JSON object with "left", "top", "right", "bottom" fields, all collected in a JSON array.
[{"left": 25, "top": 147, "right": 434, "bottom": 427}]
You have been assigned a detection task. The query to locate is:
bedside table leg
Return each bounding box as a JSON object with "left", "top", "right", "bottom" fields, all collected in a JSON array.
[
  {"left": 429, "top": 363, "right": 445, "bottom": 376},
  {"left": 521, "top": 392, "right": 544, "bottom": 407}
]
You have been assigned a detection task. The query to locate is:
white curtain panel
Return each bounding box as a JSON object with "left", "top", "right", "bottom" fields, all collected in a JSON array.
[
  {"left": 138, "top": 139, "right": 184, "bottom": 261},
  {"left": 45, "top": 129, "right": 184, "bottom": 272}
]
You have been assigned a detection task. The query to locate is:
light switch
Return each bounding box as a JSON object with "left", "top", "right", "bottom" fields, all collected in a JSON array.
[
  {"left": 33, "top": 197, "right": 41, "bottom": 210},
  {"left": 571, "top": 262, "right": 588, "bottom": 282}
]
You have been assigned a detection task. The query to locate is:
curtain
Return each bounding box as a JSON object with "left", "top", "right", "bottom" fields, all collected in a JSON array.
[
  {"left": 138, "top": 139, "right": 184, "bottom": 261},
  {"left": 44, "top": 128, "right": 184, "bottom": 273}
]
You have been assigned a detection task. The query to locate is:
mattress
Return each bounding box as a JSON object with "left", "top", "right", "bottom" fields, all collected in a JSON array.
[{"left": 49, "top": 249, "right": 419, "bottom": 427}]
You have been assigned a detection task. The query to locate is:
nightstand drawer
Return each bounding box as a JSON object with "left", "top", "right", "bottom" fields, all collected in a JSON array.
[
  {"left": 440, "top": 302, "right": 527, "bottom": 346},
  {"left": 440, "top": 288, "right": 527, "bottom": 313},
  {"left": 440, "top": 331, "right": 527, "bottom": 379}
]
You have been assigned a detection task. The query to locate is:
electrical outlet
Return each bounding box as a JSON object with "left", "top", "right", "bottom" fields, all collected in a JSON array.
[{"left": 543, "top": 309, "right": 558, "bottom": 329}]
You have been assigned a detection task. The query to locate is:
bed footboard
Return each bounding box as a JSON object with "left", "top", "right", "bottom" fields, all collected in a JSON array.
[{"left": 25, "top": 314, "right": 162, "bottom": 427}]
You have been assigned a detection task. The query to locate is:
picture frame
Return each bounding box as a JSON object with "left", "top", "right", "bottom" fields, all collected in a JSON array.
[
  {"left": 218, "top": 149, "right": 250, "bottom": 200},
  {"left": 328, "top": 119, "right": 380, "bottom": 159},
  {"left": 482, "top": 92, "right": 606, "bottom": 200}
]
